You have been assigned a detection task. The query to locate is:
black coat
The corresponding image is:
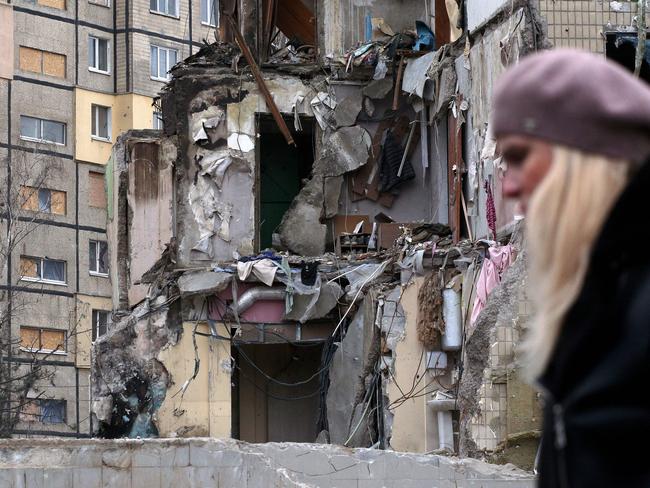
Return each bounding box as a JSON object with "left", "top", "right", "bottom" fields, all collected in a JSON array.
[{"left": 537, "top": 159, "right": 650, "bottom": 488}]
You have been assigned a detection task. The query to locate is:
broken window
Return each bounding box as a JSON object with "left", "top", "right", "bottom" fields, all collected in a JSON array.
[
  {"left": 19, "top": 46, "right": 66, "bottom": 78},
  {"left": 20, "top": 186, "right": 66, "bottom": 215},
  {"left": 150, "top": 0, "right": 178, "bottom": 17},
  {"left": 258, "top": 115, "right": 314, "bottom": 250},
  {"left": 19, "top": 256, "right": 66, "bottom": 284},
  {"left": 20, "top": 326, "right": 66, "bottom": 353},
  {"left": 88, "top": 171, "right": 107, "bottom": 208},
  {"left": 201, "top": 0, "right": 218, "bottom": 26},
  {"left": 150, "top": 45, "right": 177, "bottom": 81},
  {"left": 92, "top": 309, "right": 110, "bottom": 341},
  {"left": 89, "top": 240, "right": 109, "bottom": 275},
  {"left": 91, "top": 104, "right": 111, "bottom": 141},
  {"left": 20, "top": 399, "right": 66, "bottom": 424},
  {"left": 89, "top": 35, "right": 110, "bottom": 73},
  {"left": 20, "top": 116, "right": 66, "bottom": 145}
]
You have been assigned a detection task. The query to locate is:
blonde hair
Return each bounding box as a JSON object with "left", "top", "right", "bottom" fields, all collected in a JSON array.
[{"left": 523, "top": 146, "right": 630, "bottom": 379}]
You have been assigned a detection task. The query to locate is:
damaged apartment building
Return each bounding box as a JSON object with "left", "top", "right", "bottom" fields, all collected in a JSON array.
[{"left": 89, "top": 0, "right": 602, "bottom": 469}]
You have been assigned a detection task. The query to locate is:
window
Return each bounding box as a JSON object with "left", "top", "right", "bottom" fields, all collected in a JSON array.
[
  {"left": 19, "top": 46, "right": 66, "bottom": 78},
  {"left": 150, "top": 0, "right": 177, "bottom": 16},
  {"left": 37, "top": 0, "right": 66, "bottom": 10},
  {"left": 19, "top": 256, "right": 66, "bottom": 284},
  {"left": 88, "top": 35, "right": 110, "bottom": 73},
  {"left": 20, "top": 399, "right": 66, "bottom": 424},
  {"left": 200, "top": 0, "right": 218, "bottom": 26},
  {"left": 89, "top": 240, "right": 109, "bottom": 275},
  {"left": 92, "top": 309, "right": 110, "bottom": 341},
  {"left": 20, "top": 326, "right": 66, "bottom": 353},
  {"left": 20, "top": 116, "right": 66, "bottom": 145},
  {"left": 153, "top": 111, "right": 163, "bottom": 130},
  {"left": 150, "top": 45, "right": 177, "bottom": 81},
  {"left": 91, "top": 104, "right": 111, "bottom": 141},
  {"left": 88, "top": 171, "right": 107, "bottom": 208},
  {"left": 20, "top": 186, "right": 66, "bottom": 215}
]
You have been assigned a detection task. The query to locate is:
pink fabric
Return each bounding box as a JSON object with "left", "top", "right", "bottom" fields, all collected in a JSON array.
[{"left": 470, "top": 244, "right": 516, "bottom": 325}]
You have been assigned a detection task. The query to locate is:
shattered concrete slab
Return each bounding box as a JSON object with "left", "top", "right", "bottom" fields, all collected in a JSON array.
[
  {"left": 362, "top": 77, "right": 394, "bottom": 99},
  {"left": 334, "top": 95, "right": 362, "bottom": 127},
  {"left": 285, "top": 280, "right": 343, "bottom": 324},
  {"left": 315, "top": 126, "right": 372, "bottom": 177},
  {"left": 178, "top": 271, "right": 233, "bottom": 297}
]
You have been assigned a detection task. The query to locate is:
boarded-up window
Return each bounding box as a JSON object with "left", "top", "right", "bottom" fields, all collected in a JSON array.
[
  {"left": 19, "top": 47, "right": 42, "bottom": 73},
  {"left": 37, "top": 0, "right": 66, "bottom": 10},
  {"left": 20, "top": 327, "right": 40, "bottom": 350},
  {"left": 20, "top": 186, "right": 66, "bottom": 215},
  {"left": 19, "top": 46, "right": 65, "bottom": 78},
  {"left": 19, "top": 400, "right": 41, "bottom": 422},
  {"left": 19, "top": 256, "right": 39, "bottom": 278},
  {"left": 88, "top": 171, "right": 106, "bottom": 208},
  {"left": 20, "top": 326, "right": 65, "bottom": 352},
  {"left": 43, "top": 51, "right": 65, "bottom": 77},
  {"left": 19, "top": 256, "right": 66, "bottom": 283}
]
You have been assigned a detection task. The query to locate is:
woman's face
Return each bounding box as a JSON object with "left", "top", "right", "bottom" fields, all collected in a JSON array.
[{"left": 498, "top": 134, "right": 554, "bottom": 214}]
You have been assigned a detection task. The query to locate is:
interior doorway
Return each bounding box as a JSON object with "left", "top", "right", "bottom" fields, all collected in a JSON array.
[
  {"left": 257, "top": 114, "right": 314, "bottom": 250},
  {"left": 233, "top": 340, "right": 324, "bottom": 443}
]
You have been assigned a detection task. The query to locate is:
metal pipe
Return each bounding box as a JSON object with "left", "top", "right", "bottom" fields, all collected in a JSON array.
[{"left": 231, "top": 287, "right": 285, "bottom": 315}]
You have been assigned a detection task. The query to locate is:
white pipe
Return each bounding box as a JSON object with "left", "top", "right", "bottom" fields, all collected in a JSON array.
[{"left": 441, "top": 288, "right": 462, "bottom": 351}]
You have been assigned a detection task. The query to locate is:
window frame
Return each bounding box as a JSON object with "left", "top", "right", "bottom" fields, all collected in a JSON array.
[
  {"left": 21, "top": 398, "right": 67, "bottom": 424},
  {"left": 88, "top": 0, "right": 110, "bottom": 8},
  {"left": 149, "top": 0, "right": 179, "bottom": 18},
  {"left": 200, "top": 0, "right": 219, "bottom": 26},
  {"left": 88, "top": 35, "right": 111, "bottom": 75},
  {"left": 19, "top": 326, "right": 67, "bottom": 355},
  {"left": 19, "top": 255, "right": 67, "bottom": 286},
  {"left": 92, "top": 309, "right": 111, "bottom": 342},
  {"left": 89, "top": 240, "right": 109, "bottom": 277},
  {"left": 91, "top": 104, "right": 112, "bottom": 142},
  {"left": 19, "top": 116, "right": 66, "bottom": 145},
  {"left": 19, "top": 186, "right": 67, "bottom": 216},
  {"left": 150, "top": 45, "right": 178, "bottom": 81},
  {"left": 153, "top": 111, "right": 163, "bottom": 130}
]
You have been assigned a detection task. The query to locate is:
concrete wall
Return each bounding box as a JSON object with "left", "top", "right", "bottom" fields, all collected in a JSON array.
[
  {"left": 0, "top": 438, "right": 536, "bottom": 487},
  {"left": 466, "top": 0, "right": 510, "bottom": 32},
  {"left": 0, "top": 3, "right": 14, "bottom": 80}
]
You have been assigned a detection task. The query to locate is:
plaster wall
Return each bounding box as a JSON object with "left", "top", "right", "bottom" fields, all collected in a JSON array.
[
  {"left": 466, "top": 0, "right": 511, "bottom": 32},
  {"left": 0, "top": 4, "right": 14, "bottom": 80},
  {"left": 156, "top": 322, "right": 232, "bottom": 438}
]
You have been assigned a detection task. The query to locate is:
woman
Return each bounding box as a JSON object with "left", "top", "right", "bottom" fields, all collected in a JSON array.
[{"left": 491, "top": 49, "right": 650, "bottom": 487}]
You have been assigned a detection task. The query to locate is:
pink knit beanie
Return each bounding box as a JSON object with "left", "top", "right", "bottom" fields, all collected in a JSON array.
[{"left": 491, "top": 49, "right": 650, "bottom": 163}]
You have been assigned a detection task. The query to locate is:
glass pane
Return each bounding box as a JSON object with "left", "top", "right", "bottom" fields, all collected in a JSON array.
[
  {"left": 89, "top": 240, "right": 97, "bottom": 272},
  {"left": 98, "top": 39, "right": 108, "bottom": 71},
  {"left": 150, "top": 0, "right": 156, "bottom": 10},
  {"left": 20, "top": 116, "right": 40, "bottom": 139},
  {"left": 43, "top": 259, "right": 65, "bottom": 282},
  {"left": 100, "top": 107, "right": 109, "bottom": 138},
  {"left": 159, "top": 49, "right": 166, "bottom": 76},
  {"left": 41, "top": 400, "right": 65, "bottom": 424},
  {"left": 91, "top": 105, "right": 98, "bottom": 136},
  {"left": 168, "top": 49, "right": 177, "bottom": 75},
  {"left": 38, "top": 189, "right": 51, "bottom": 213},
  {"left": 150, "top": 46, "right": 158, "bottom": 77},
  {"left": 42, "top": 120, "right": 65, "bottom": 144},
  {"left": 89, "top": 37, "right": 96, "bottom": 68},
  {"left": 99, "top": 242, "right": 109, "bottom": 273},
  {"left": 167, "top": 0, "right": 176, "bottom": 15},
  {"left": 201, "top": 0, "right": 208, "bottom": 22}
]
